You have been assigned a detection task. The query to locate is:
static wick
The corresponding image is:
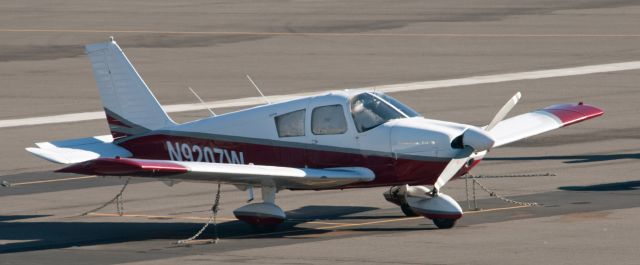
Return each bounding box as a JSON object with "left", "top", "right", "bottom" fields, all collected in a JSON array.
[{"left": 246, "top": 75, "right": 271, "bottom": 104}]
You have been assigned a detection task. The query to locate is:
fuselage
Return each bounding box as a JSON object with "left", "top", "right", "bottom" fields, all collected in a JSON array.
[{"left": 114, "top": 91, "right": 487, "bottom": 189}]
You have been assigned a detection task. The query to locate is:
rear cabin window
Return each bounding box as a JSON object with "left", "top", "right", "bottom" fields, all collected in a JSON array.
[
  {"left": 311, "top": 105, "right": 348, "bottom": 135},
  {"left": 275, "top": 109, "right": 306, "bottom": 137}
]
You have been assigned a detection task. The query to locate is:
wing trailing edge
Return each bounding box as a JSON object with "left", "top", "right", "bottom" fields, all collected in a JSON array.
[{"left": 57, "top": 157, "right": 375, "bottom": 190}]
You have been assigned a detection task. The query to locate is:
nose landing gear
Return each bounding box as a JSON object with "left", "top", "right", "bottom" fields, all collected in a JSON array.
[{"left": 384, "top": 185, "right": 463, "bottom": 229}]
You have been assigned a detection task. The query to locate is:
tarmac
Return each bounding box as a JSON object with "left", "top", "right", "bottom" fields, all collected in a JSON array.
[{"left": 1, "top": 1, "right": 639, "bottom": 264}]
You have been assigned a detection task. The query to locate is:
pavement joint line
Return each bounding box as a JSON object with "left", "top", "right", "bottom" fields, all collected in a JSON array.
[
  {"left": 9, "top": 175, "right": 97, "bottom": 186},
  {"left": 2, "top": 29, "right": 640, "bottom": 37},
  {"left": 227, "top": 205, "right": 532, "bottom": 239},
  {"left": 4, "top": 60, "right": 640, "bottom": 129}
]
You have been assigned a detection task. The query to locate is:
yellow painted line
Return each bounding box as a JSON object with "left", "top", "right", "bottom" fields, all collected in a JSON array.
[
  {"left": 86, "top": 212, "right": 351, "bottom": 225},
  {"left": 82, "top": 205, "right": 531, "bottom": 240},
  {"left": 1, "top": 28, "right": 640, "bottom": 38},
  {"left": 285, "top": 230, "right": 361, "bottom": 239},
  {"left": 316, "top": 217, "right": 423, "bottom": 230},
  {"left": 465, "top": 205, "right": 530, "bottom": 214},
  {"left": 288, "top": 219, "right": 355, "bottom": 225},
  {"left": 10, "top": 175, "right": 97, "bottom": 186},
  {"left": 228, "top": 205, "right": 532, "bottom": 239},
  {"left": 316, "top": 205, "right": 531, "bottom": 230},
  {"left": 301, "top": 221, "right": 354, "bottom": 226},
  {"left": 86, "top": 212, "right": 237, "bottom": 221}
]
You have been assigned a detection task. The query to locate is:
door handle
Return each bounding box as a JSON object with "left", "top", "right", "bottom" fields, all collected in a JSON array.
[{"left": 311, "top": 139, "right": 318, "bottom": 144}]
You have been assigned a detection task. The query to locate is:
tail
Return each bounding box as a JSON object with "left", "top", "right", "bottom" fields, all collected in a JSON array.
[{"left": 85, "top": 37, "right": 176, "bottom": 140}]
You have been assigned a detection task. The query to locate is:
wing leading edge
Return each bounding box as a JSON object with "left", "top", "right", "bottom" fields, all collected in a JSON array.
[
  {"left": 58, "top": 157, "right": 375, "bottom": 190},
  {"left": 488, "top": 102, "right": 603, "bottom": 148}
]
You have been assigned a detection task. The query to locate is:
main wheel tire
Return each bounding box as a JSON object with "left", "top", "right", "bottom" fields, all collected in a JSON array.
[
  {"left": 432, "top": 218, "right": 457, "bottom": 229},
  {"left": 400, "top": 203, "right": 419, "bottom": 217}
]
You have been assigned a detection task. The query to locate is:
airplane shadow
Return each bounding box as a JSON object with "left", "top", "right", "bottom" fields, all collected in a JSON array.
[
  {"left": 559, "top": 181, "right": 640, "bottom": 192},
  {"left": 0, "top": 205, "right": 416, "bottom": 254},
  {"left": 485, "top": 153, "right": 640, "bottom": 164},
  {"left": 0, "top": 215, "right": 49, "bottom": 222},
  {"left": 286, "top": 205, "right": 405, "bottom": 220}
]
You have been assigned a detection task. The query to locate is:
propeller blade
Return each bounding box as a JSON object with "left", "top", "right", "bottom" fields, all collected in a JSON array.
[
  {"left": 485, "top": 92, "right": 522, "bottom": 131},
  {"left": 434, "top": 147, "right": 473, "bottom": 191},
  {"left": 434, "top": 92, "right": 520, "bottom": 190}
]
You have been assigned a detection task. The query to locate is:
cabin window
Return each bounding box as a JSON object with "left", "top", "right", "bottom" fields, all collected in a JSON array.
[
  {"left": 351, "top": 92, "right": 405, "bottom": 132},
  {"left": 275, "top": 109, "right": 306, "bottom": 137},
  {"left": 312, "top": 105, "right": 348, "bottom": 135}
]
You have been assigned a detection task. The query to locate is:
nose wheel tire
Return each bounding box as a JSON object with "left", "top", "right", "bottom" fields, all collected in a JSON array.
[
  {"left": 432, "top": 218, "right": 457, "bottom": 229},
  {"left": 400, "top": 203, "right": 419, "bottom": 217}
]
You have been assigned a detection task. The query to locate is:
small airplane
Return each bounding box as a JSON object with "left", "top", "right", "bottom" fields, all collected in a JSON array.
[{"left": 26, "top": 38, "right": 603, "bottom": 230}]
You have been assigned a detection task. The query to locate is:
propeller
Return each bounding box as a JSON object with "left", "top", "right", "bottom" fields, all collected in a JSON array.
[{"left": 433, "top": 92, "right": 522, "bottom": 192}]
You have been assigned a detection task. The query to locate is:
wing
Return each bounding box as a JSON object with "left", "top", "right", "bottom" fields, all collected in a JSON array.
[
  {"left": 25, "top": 135, "right": 132, "bottom": 164},
  {"left": 488, "top": 103, "right": 603, "bottom": 147},
  {"left": 57, "top": 157, "right": 375, "bottom": 190}
]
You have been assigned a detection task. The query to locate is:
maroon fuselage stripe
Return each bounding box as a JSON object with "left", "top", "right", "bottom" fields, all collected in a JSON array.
[{"left": 117, "top": 134, "right": 477, "bottom": 189}]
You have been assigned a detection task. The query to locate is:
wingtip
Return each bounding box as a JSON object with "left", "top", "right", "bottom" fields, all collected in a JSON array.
[
  {"left": 542, "top": 103, "right": 604, "bottom": 127},
  {"left": 25, "top": 147, "right": 70, "bottom": 164}
]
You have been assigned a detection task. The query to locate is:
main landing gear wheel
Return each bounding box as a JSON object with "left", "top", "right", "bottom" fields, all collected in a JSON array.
[{"left": 432, "top": 218, "right": 457, "bottom": 229}]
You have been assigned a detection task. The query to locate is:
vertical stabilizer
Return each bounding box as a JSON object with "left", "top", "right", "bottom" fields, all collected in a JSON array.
[{"left": 85, "top": 37, "right": 175, "bottom": 140}]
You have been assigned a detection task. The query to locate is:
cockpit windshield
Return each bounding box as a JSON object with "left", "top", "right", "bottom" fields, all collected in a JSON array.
[
  {"left": 350, "top": 92, "right": 417, "bottom": 132},
  {"left": 372, "top": 92, "right": 421, "bottom": 118}
]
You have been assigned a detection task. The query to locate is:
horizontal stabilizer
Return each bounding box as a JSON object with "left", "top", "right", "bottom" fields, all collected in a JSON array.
[
  {"left": 26, "top": 135, "right": 132, "bottom": 164},
  {"left": 57, "top": 158, "right": 375, "bottom": 189},
  {"left": 489, "top": 103, "right": 603, "bottom": 147}
]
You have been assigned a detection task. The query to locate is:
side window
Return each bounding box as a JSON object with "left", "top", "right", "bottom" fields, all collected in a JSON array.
[
  {"left": 312, "top": 105, "right": 347, "bottom": 135},
  {"left": 275, "top": 109, "right": 305, "bottom": 137}
]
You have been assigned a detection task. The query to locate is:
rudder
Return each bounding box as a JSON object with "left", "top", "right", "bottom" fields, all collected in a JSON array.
[{"left": 85, "top": 37, "right": 175, "bottom": 140}]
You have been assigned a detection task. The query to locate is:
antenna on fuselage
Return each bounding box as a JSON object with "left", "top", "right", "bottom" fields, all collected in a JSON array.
[
  {"left": 245, "top": 74, "right": 271, "bottom": 104},
  {"left": 188, "top": 86, "right": 217, "bottom": 117}
]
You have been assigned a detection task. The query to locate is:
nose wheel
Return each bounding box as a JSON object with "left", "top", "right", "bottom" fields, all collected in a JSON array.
[
  {"left": 432, "top": 218, "right": 457, "bottom": 229},
  {"left": 400, "top": 202, "right": 418, "bottom": 217},
  {"left": 384, "top": 185, "right": 463, "bottom": 229}
]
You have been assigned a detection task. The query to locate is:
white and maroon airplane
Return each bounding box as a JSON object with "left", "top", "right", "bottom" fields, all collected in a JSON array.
[{"left": 26, "top": 38, "right": 603, "bottom": 229}]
